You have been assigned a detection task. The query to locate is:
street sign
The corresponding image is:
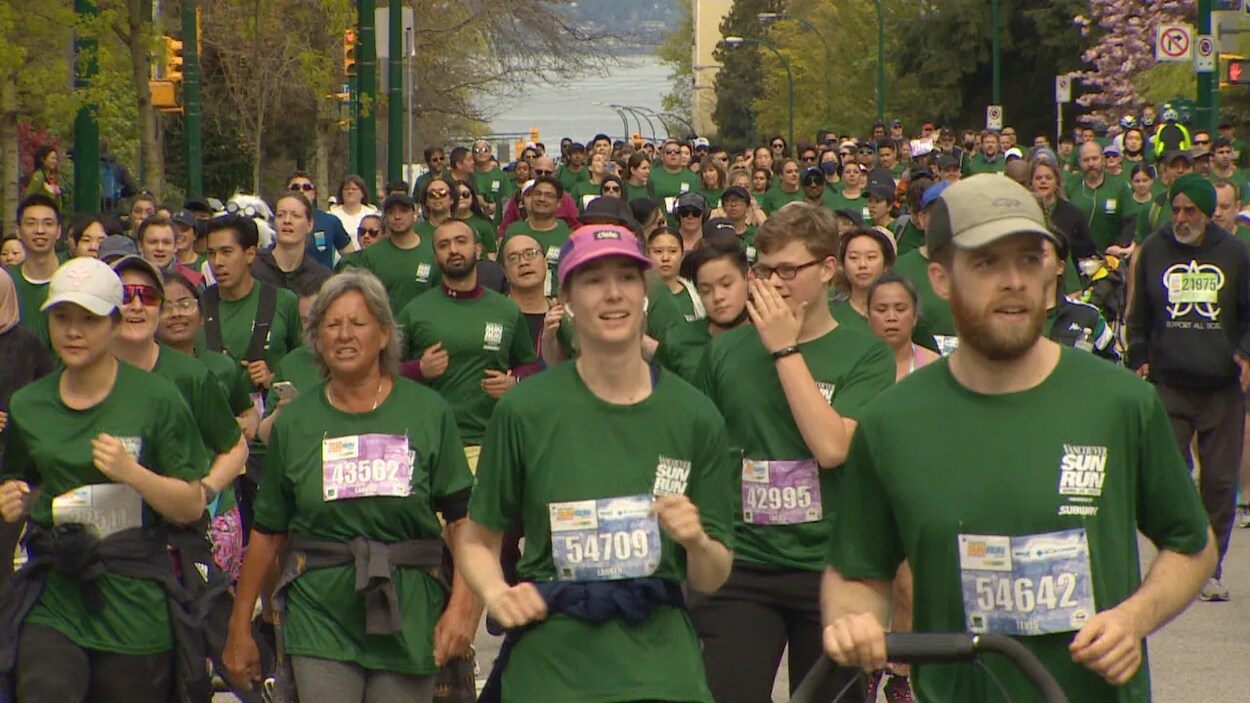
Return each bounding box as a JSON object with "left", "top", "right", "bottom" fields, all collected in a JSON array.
[
  {"left": 1195, "top": 35, "right": 1216, "bottom": 72},
  {"left": 1156, "top": 24, "right": 1193, "bottom": 62},
  {"left": 986, "top": 105, "right": 1003, "bottom": 130},
  {"left": 1055, "top": 75, "right": 1071, "bottom": 103}
]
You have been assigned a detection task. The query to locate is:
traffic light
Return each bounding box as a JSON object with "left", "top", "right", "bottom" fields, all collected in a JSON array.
[
  {"left": 163, "top": 36, "right": 184, "bottom": 83},
  {"left": 1225, "top": 56, "right": 1250, "bottom": 86},
  {"left": 344, "top": 30, "right": 357, "bottom": 78}
]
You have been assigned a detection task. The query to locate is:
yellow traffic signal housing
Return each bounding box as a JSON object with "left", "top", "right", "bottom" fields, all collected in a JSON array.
[
  {"left": 163, "top": 36, "right": 184, "bottom": 83},
  {"left": 150, "top": 80, "right": 179, "bottom": 110},
  {"left": 1224, "top": 54, "right": 1248, "bottom": 88},
  {"left": 344, "top": 30, "right": 357, "bottom": 78}
]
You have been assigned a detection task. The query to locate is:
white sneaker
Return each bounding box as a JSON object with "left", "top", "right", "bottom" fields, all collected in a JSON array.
[
  {"left": 1238, "top": 504, "right": 1250, "bottom": 528},
  {"left": 1199, "top": 578, "right": 1230, "bottom": 602}
]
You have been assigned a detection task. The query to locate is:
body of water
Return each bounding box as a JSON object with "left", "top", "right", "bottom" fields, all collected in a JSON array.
[{"left": 482, "top": 55, "right": 677, "bottom": 145}]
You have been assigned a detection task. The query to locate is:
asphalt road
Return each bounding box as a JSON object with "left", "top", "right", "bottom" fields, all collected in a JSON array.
[{"left": 216, "top": 527, "right": 1250, "bottom": 702}]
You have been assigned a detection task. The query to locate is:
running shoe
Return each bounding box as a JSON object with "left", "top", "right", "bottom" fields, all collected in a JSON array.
[
  {"left": 1237, "top": 503, "right": 1250, "bottom": 528},
  {"left": 884, "top": 673, "right": 915, "bottom": 702},
  {"left": 1199, "top": 578, "right": 1230, "bottom": 602}
]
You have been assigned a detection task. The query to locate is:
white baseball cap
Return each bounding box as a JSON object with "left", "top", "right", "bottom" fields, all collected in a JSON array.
[{"left": 40, "top": 257, "right": 124, "bottom": 316}]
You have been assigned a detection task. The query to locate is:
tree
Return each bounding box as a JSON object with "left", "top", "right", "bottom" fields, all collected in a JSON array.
[
  {"left": 712, "top": 0, "right": 783, "bottom": 149},
  {"left": 1078, "top": 0, "right": 1194, "bottom": 126},
  {"left": 658, "top": 0, "right": 693, "bottom": 126}
]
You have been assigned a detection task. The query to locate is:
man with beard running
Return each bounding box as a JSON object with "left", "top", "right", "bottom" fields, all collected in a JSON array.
[
  {"left": 398, "top": 220, "right": 538, "bottom": 472},
  {"left": 822, "top": 175, "right": 1215, "bottom": 702}
]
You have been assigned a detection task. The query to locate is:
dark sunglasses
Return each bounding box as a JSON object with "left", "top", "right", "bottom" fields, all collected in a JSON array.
[
  {"left": 801, "top": 155, "right": 818, "bottom": 161},
  {"left": 288, "top": 183, "right": 314, "bottom": 192},
  {"left": 122, "top": 284, "right": 161, "bottom": 306},
  {"left": 473, "top": 147, "right": 491, "bottom": 154},
  {"left": 428, "top": 188, "right": 450, "bottom": 198},
  {"left": 358, "top": 227, "right": 381, "bottom": 237},
  {"left": 677, "top": 208, "right": 704, "bottom": 218},
  {"left": 429, "top": 156, "right": 445, "bottom": 163},
  {"left": 602, "top": 185, "right": 622, "bottom": 193},
  {"left": 771, "top": 143, "right": 784, "bottom": 149},
  {"left": 533, "top": 169, "right": 555, "bottom": 176},
  {"left": 663, "top": 149, "right": 681, "bottom": 155},
  {"left": 458, "top": 190, "right": 473, "bottom": 198}
]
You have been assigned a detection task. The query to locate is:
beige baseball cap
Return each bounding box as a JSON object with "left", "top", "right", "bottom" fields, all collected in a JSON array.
[
  {"left": 924, "top": 174, "right": 1057, "bottom": 254},
  {"left": 40, "top": 257, "right": 124, "bottom": 316}
]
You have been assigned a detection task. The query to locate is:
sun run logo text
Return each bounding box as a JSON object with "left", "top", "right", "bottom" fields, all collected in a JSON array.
[
  {"left": 653, "top": 456, "right": 692, "bottom": 496},
  {"left": 816, "top": 382, "right": 835, "bottom": 404},
  {"left": 483, "top": 322, "right": 504, "bottom": 351},
  {"left": 1057, "top": 444, "right": 1107, "bottom": 497}
]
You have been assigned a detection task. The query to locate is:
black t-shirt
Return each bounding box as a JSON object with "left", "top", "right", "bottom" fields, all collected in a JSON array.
[{"left": 522, "top": 312, "right": 544, "bottom": 355}]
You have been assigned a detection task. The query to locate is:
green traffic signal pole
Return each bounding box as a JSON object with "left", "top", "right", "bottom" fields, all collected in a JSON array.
[
  {"left": 182, "top": 0, "right": 202, "bottom": 197},
  {"left": 874, "top": 0, "right": 884, "bottom": 122},
  {"left": 991, "top": 0, "right": 1001, "bottom": 106},
  {"left": 726, "top": 36, "right": 793, "bottom": 155},
  {"left": 387, "top": 0, "right": 403, "bottom": 182},
  {"left": 73, "top": 0, "right": 100, "bottom": 214},
  {"left": 758, "top": 12, "right": 834, "bottom": 129},
  {"left": 357, "top": 0, "right": 376, "bottom": 190},
  {"left": 1198, "top": 0, "right": 1217, "bottom": 134}
]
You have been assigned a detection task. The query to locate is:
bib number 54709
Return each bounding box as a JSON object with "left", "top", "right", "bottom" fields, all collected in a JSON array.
[{"left": 559, "top": 530, "right": 651, "bottom": 565}]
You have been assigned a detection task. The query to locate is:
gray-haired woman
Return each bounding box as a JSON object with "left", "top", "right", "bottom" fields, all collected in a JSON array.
[{"left": 222, "top": 269, "right": 475, "bottom": 703}]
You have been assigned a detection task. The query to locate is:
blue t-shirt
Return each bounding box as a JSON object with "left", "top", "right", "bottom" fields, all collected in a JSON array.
[{"left": 304, "top": 209, "right": 351, "bottom": 269}]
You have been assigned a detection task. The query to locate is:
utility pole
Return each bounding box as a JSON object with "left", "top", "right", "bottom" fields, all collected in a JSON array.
[
  {"left": 387, "top": 0, "right": 402, "bottom": 183},
  {"left": 1198, "top": 0, "right": 1217, "bottom": 134},
  {"left": 73, "top": 0, "right": 100, "bottom": 214},
  {"left": 182, "top": 0, "right": 202, "bottom": 197},
  {"left": 357, "top": 0, "right": 377, "bottom": 190}
]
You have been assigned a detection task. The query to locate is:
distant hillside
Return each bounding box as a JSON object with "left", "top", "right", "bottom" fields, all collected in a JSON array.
[{"left": 568, "top": 0, "right": 680, "bottom": 45}]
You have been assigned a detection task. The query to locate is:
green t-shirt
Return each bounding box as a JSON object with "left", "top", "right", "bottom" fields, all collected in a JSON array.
[
  {"left": 503, "top": 219, "right": 573, "bottom": 297},
  {"left": 963, "top": 153, "right": 1005, "bottom": 176},
  {"left": 253, "top": 378, "right": 472, "bottom": 675},
  {"left": 7, "top": 265, "right": 51, "bottom": 350},
  {"left": 557, "top": 165, "right": 589, "bottom": 194},
  {"left": 1135, "top": 192, "right": 1172, "bottom": 242},
  {"left": 650, "top": 167, "right": 701, "bottom": 227},
  {"left": 458, "top": 214, "right": 500, "bottom": 257},
  {"left": 669, "top": 283, "right": 698, "bottom": 322},
  {"left": 828, "top": 298, "right": 939, "bottom": 353},
  {"left": 827, "top": 348, "right": 1211, "bottom": 703},
  {"left": 347, "top": 235, "right": 441, "bottom": 314},
  {"left": 153, "top": 346, "right": 242, "bottom": 468},
  {"left": 1235, "top": 225, "right": 1250, "bottom": 249},
  {"left": 761, "top": 186, "right": 804, "bottom": 215},
  {"left": 474, "top": 167, "right": 514, "bottom": 224},
  {"left": 198, "top": 348, "right": 254, "bottom": 416},
  {"left": 698, "top": 188, "right": 725, "bottom": 208},
  {"left": 1209, "top": 167, "right": 1250, "bottom": 200},
  {"left": 1, "top": 363, "right": 203, "bottom": 654},
  {"left": 894, "top": 219, "right": 926, "bottom": 257},
  {"left": 1120, "top": 194, "right": 1155, "bottom": 244},
  {"left": 199, "top": 281, "right": 303, "bottom": 377},
  {"left": 653, "top": 319, "right": 713, "bottom": 384},
  {"left": 468, "top": 363, "right": 735, "bottom": 703},
  {"left": 891, "top": 250, "right": 957, "bottom": 345},
  {"left": 264, "top": 345, "right": 323, "bottom": 416},
  {"left": 571, "top": 181, "right": 606, "bottom": 212},
  {"left": 697, "top": 323, "right": 895, "bottom": 571},
  {"left": 1065, "top": 177, "right": 1128, "bottom": 251},
  {"left": 398, "top": 288, "right": 537, "bottom": 445},
  {"left": 827, "top": 191, "right": 871, "bottom": 224}
]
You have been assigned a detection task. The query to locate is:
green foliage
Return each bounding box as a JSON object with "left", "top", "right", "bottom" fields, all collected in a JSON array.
[
  {"left": 712, "top": 0, "right": 783, "bottom": 149},
  {"left": 657, "top": 0, "right": 693, "bottom": 119},
  {"left": 1136, "top": 63, "right": 1197, "bottom": 108}
]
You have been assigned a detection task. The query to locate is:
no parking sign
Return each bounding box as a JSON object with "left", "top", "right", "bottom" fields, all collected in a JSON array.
[{"left": 986, "top": 105, "right": 1003, "bottom": 131}]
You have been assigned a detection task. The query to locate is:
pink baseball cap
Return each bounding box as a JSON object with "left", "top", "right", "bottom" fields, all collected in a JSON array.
[{"left": 557, "top": 224, "right": 653, "bottom": 287}]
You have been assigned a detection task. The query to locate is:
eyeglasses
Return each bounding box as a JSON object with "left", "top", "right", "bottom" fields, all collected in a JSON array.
[
  {"left": 663, "top": 149, "right": 681, "bottom": 155},
  {"left": 289, "top": 183, "right": 314, "bottom": 192},
  {"left": 430, "top": 156, "right": 445, "bottom": 163},
  {"left": 750, "top": 259, "right": 822, "bottom": 281},
  {"left": 771, "top": 143, "right": 785, "bottom": 149},
  {"left": 473, "top": 147, "right": 491, "bottom": 154},
  {"left": 533, "top": 169, "right": 555, "bottom": 176},
  {"left": 162, "top": 298, "right": 197, "bottom": 314},
  {"left": 358, "top": 227, "right": 381, "bottom": 237},
  {"left": 677, "top": 208, "right": 704, "bottom": 218},
  {"left": 458, "top": 190, "right": 473, "bottom": 198},
  {"left": 428, "top": 188, "right": 450, "bottom": 198},
  {"left": 505, "top": 247, "right": 543, "bottom": 264},
  {"left": 122, "top": 284, "right": 161, "bottom": 307},
  {"left": 1194, "top": 139, "right": 1211, "bottom": 145},
  {"left": 801, "top": 155, "right": 818, "bottom": 162},
  {"left": 602, "top": 185, "right": 622, "bottom": 193},
  {"left": 225, "top": 202, "right": 259, "bottom": 218}
]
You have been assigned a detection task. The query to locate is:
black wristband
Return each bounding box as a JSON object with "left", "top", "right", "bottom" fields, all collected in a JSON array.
[{"left": 770, "top": 345, "right": 801, "bottom": 361}]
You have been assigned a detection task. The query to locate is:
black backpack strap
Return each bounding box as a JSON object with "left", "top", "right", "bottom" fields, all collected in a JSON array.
[
  {"left": 203, "top": 286, "right": 223, "bottom": 353},
  {"left": 244, "top": 283, "right": 278, "bottom": 363}
]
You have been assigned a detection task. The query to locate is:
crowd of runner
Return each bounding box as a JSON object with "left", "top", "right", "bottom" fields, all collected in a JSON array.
[{"left": 0, "top": 103, "right": 1242, "bottom": 703}]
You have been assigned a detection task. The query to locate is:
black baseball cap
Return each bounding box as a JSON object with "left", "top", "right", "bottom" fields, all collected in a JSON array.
[
  {"left": 721, "top": 186, "right": 751, "bottom": 203},
  {"left": 703, "top": 217, "right": 737, "bottom": 240},
  {"left": 568, "top": 142, "right": 586, "bottom": 153},
  {"left": 937, "top": 155, "right": 960, "bottom": 170},
  {"left": 383, "top": 193, "right": 416, "bottom": 210},
  {"left": 866, "top": 183, "right": 895, "bottom": 202},
  {"left": 801, "top": 167, "right": 825, "bottom": 185},
  {"left": 834, "top": 209, "right": 864, "bottom": 226}
]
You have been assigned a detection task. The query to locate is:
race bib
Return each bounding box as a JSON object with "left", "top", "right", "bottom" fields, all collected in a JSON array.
[
  {"left": 745, "top": 245, "right": 758, "bottom": 264},
  {"left": 1166, "top": 271, "right": 1219, "bottom": 304},
  {"left": 741, "top": 458, "right": 822, "bottom": 525},
  {"left": 862, "top": 207, "right": 872, "bottom": 221},
  {"left": 582, "top": 193, "right": 596, "bottom": 209},
  {"left": 314, "top": 231, "right": 327, "bottom": 251},
  {"left": 53, "top": 484, "right": 143, "bottom": 539},
  {"left": 958, "top": 529, "right": 1095, "bottom": 636},
  {"left": 1103, "top": 199, "right": 1117, "bottom": 214},
  {"left": 491, "top": 180, "right": 501, "bottom": 193},
  {"left": 934, "top": 334, "right": 960, "bottom": 356},
  {"left": 322, "top": 434, "right": 413, "bottom": 501},
  {"left": 250, "top": 391, "right": 265, "bottom": 419},
  {"left": 545, "top": 245, "right": 561, "bottom": 265},
  {"left": 679, "top": 183, "right": 690, "bottom": 193},
  {"left": 549, "top": 494, "right": 661, "bottom": 581},
  {"left": 664, "top": 196, "right": 677, "bottom": 214},
  {"left": 416, "top": 263, "right": 432, "bottom": 283}
]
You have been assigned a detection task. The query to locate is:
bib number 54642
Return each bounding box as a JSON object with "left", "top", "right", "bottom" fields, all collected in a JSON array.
[{"left": 974, "top": 573, "right": 1079, "bottom": 614}]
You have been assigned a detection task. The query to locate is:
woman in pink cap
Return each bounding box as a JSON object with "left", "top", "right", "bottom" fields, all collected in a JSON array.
[{"left": 459, "top": 224, "right": 736, "bottom": 703}]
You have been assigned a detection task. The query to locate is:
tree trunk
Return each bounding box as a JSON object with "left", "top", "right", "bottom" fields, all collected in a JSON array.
[
  {"left": 0, "top": 74, "right": 19, "bottom": 223},
  {"left": 127, "top": 1, "right": 163, "bottom": 197},
  {"left": 315, "top": 119, "right": 330, "bottom": 202},
  {"left": 252, "top": 100, "right": 264, "bottom": 194}
]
